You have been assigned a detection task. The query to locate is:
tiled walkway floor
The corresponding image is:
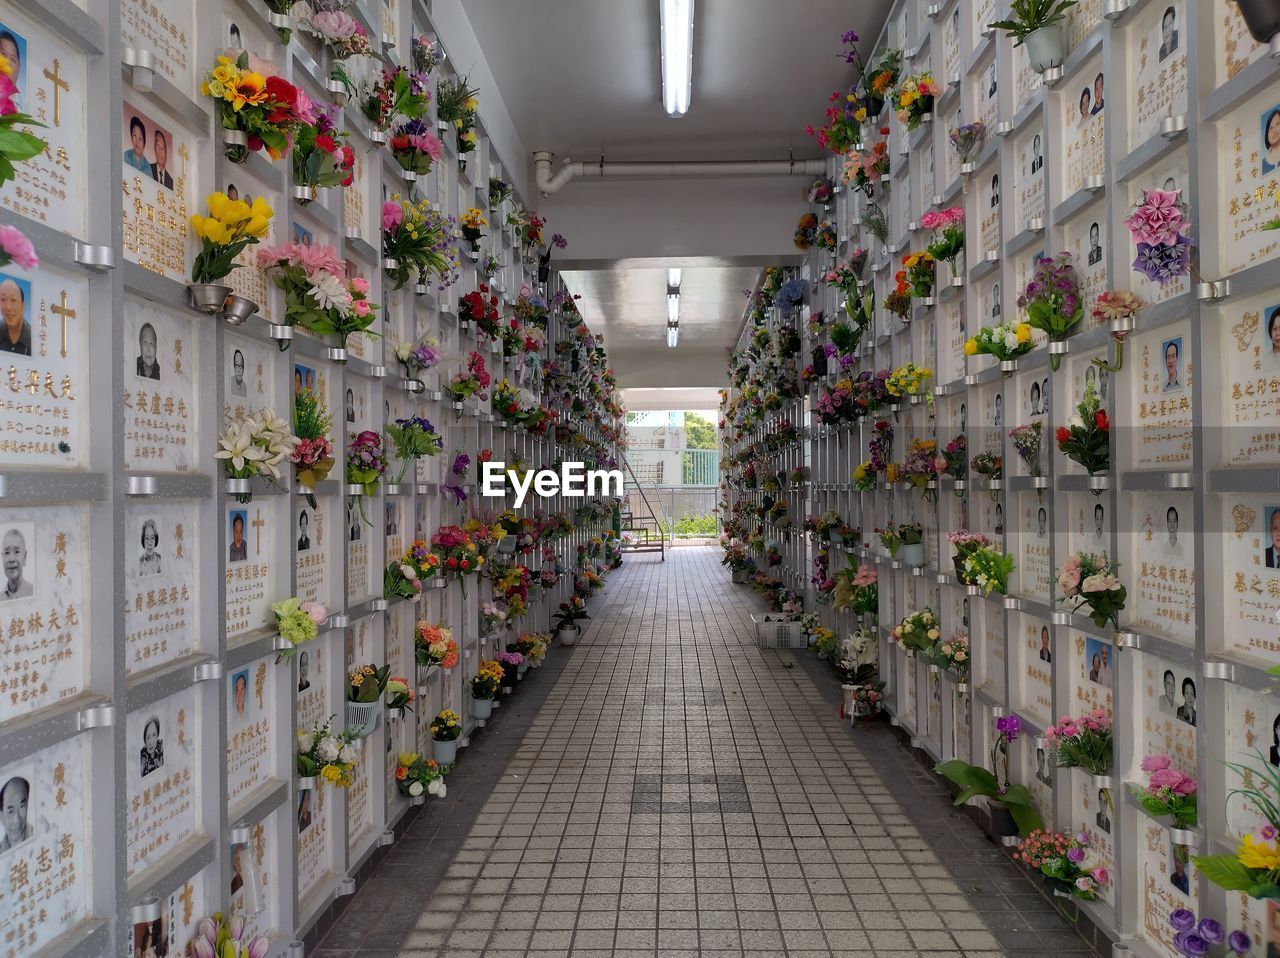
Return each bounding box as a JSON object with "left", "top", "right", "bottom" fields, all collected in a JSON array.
[{"left": 318, "top": 547, "right": 1093, "bottom": 958}]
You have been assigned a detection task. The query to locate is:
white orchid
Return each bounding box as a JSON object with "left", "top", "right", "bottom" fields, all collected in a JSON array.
[{"left": 217, "top": 408, "right": 300, "bottom": 481}]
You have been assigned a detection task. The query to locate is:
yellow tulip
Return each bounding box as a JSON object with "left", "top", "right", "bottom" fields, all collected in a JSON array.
[
  {"left": 205, "top": 221, "right": 233, "bottom": 245},
  {"left": 250, "top": 196, "right": 273, "bottom": 220},
  {"left": 243, "top": 215, "right": 270, "bottom": 238},
  {"left": 189, "top": 214, "right": 207, "bottom": 239},
  {"left": 207, "top": 191, "right": 230, "bottom": 222},
  {"left": 222, "top": 199, "right": 252, "bottom": 226}
]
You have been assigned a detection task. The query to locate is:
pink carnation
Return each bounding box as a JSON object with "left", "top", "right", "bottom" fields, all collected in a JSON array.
[
  {"left": 256, "top": 241, "right": 303, "bottom": 268},
  {"left": 920, "top": 210, "right": 943, "bottom": 230}
]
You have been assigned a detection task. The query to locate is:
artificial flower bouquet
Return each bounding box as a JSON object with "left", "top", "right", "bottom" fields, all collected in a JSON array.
[
  {"left": 384, "top": 675, "right": 414, "bottom": 713},
  {"left": 346, "top": 429, "right": 387, "bottom": 497},
  {"left": 1056, "top": 551, "right": 1126, "bottom": 628},
  {"left": 348, "top": 663, "right": 390, "bottom": 704},
  {"left": 885, "top": 361, "right": 931, "bottom": 400},
  {"left": 961, "top": 545, "right": 1015, "bottom": 596},
  {"left": 816, "top": 378, "right": 858, "bottom": 424},
  {"left": 949, "top": 121, "right": 986, "bottom": 167},
  {"left": 292, "top": 103, "right": 354, "bottom": 195},
  {"left": 1193, "top": 752, "right": 1280, "bottom": 899},
  {"left": 0, "top": 52, "right": 45, "bottom": 189},
  {"left": 216, "top": 408, "right": 299, "bottom": 502},
  {"left": 382, "top": 198, "right": 456, "bottom": 290},
  {"left": 429, "top": 709, "right": 462, "bottom": 742},
  {"left": 415, "top": 621, "right": 458, "bottom": 671},
  {"left": 835, "top": 524, "right": 861, "bottom": 550},
  {"left": 386, "top": 414, "right": 442, "bottom": 483},
  {"left": 384, "top": 540, "right": 439, "bottom": 598},
  {"left": 296, "top": 715, "right": 359, "bottom": 786},
  {"left": 806, "top": 175, "right": 834, "bottom": 205},
  {"left": 291, "top": 386, "right": 335, "bottom": 506},
  {"left": 947, "top": 530, "right": 993, "bottom": 583},
  {"left": 432, "top": 524, "right": 483, "bottom": 589},
  {"left": 841, "top": 138, "right": 890, "bottom": 196},
  {"left": 941, "top": 434, "right": 967, "bottom": 481},
  {"left": 1131, "top": 754, "right": 1197, "bottom": 828},
  {"left": 1091, "top": 289, "right": 1143, "bottom": 372},
  {"left": 299, "top": 7, "right": 374, "bottom": 91},
  {"left": 936, "top": 715, "right": 1045, "bottom": 835},
  {"left": 965, "top": 321, "right": 1034, "bottom": 362},
  {"left": 867, "top": 417, "right": 894, "bottom": 472},
  {"left": 460, "top": 207, "right": 487, "bottom": 249},
  {"left": 852, "top": 459, "right": 877, "bottom": 492},
  {"left": 514, "top": 632, "right": 550, "bottom": 668},
  {"left": 932, "top": 633, "right": 969, "bottom": 678},
  {"left": 1165, "top": 909, "right": 1252, "bottom": 957},
  {"left": 203, "top": 53, "right": 311, "bottom": 163},
  {"left": 1055, "top": 381, "right": 1109, "bottom": 476},
  {"left": 832, "top": 561, "right": 878, "bottom": 616},
  {"left": 1044, "top": 708, "right": 1113, "bottom": 775},
  {"left": 447, "top": 351, "right": 491, "bottom": 403},
  {"left": 493, "top": 379, "right": 543, "bottom": 427},
  {"left": 901, "top": 250, "right": 936, "bottom": 299},
  {"left": 923, "top": 207, "right": 965, "bottom": 281},
  {"left": 471, "top": 660, "right": 503, "bottom": 701},
  {"left": 389, "top": 118, "right": 444, "bottom": 175},
  {"left": 815, "top": 220, "right": 838, "bottom": 252},
  {"left": 393, "top": 334, "right": 442, "bottom": 385},
  {"left": 893, "top": 72, "right": 939, "bottom": 130},
  {"left": 825, "top": 250, "right": 870, "bottom": 294},
  {"left": 436, "top": 75, "right": 479, "bottom": 158},
  {"left": 794, "top": 212, "right": 818, "bottom": 250},
  {"left": 359, "top": 65, "right": 431, "bottom": 134},
  {"left": 865, "top": 47, "right": 903, "bottom": 112},
  {"left": 891, "top": 606, "right": 939, "bottom": 654},
  {"left": 970, "top": 450, "right": 1003, "bottom": 480},
  {"left": 1013, "top": 830, "right": 1109, "bottom": 900},
  {"left": 480, "top": 600, "right": 507, "bottom": 635},
  {"left": 489, "top": 174, "right": 514, "bottom": 209},
  {"left": 257, "top": 241, "right": 378, "bottom": 349},
  {"left": 1125, "top": 187, "right": 1192, "bottom": 286},
  {"left": 187, "top": 913, "right": 269, "bottom": 958},
  {"left": 1019, "top": 253, "right": 1083, "bottom": 369},
  {"left": 883, "top": 280, "right": 913, "bottom": 322},
  {"left": 271, "top": 596, "right": 326, "bottom": 657},
  {"left": 458, "top": 285, "right": 503, "bottom": 339},
  {"left": 899, "top": 439, "right": 946, "bottom": 501},
  {"left": 519, "top": 212, "right": 546, "bottom": 252},
  {"left": 189, "top": 192, "right": 274, "bottom": 286},
  {"left": 395, "top": 752, "right": 448, "bottom": 799},
  {"left": 1008, "top": 421, "right": 1044, "bottom": 477}
]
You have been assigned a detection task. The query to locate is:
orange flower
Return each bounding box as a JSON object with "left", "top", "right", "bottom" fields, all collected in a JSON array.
[{"left": 395, "top": 766, "right": 407, "bottom": 780}]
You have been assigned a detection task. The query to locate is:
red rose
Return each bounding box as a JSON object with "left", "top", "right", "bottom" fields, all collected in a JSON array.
[
  {"left": 341, "top": 146, "right": 355, "bottom": 168},
  {"left": 341, "top": 174, "right": 354, "bottom": 187},
  {"left": 460, "top": 560, "right": 470, "bottom": 570},
  {"left": 315, "top": 134, "right": 336, "bottom": 153},
  {"left": 264, "top": 75, "right": 295, "bottom": 104},
  {"left": 447, "top": 557, "right": 458, "bottom": 568},
  {"left": 1055, "top": 426, "right": 1070, "bottom": 444},
  {"left": 1095, "top": 410, "right": 1109, "bottom": 430}
]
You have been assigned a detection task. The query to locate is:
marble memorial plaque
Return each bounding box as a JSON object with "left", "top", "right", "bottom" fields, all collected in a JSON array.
[
  {"left": 125, "top": 686, "right": 198, "bottom": 878},
  {"left": 121, "top": 99, "right": 191, "bottom": 282},
  {"left": 122, "top": 297, "right": 199, "bottom": 472},
  {"left": 225, "top": 501, "right": 277, "bottom": 641},
  {"left": 121, "top": 0, "right": 194, "bottom": 94},
  {"left": 1219, "top": 495, "right": 1280, "bottom": 664},
  {"left": 124, "top": 500, "right": 199, "bottom": 675},
  {"left": 1216, "top": 88, "right": 1280, "bottom": 276},
  {"left": 1219, "top": 291, "right": 1280, "bottom": 465},
  {"left": 1127, "top": 0, "right": 1188, "bottom": 151},
  {"left": 1130, "top": 321, "right": 1193, "bottom": 467},
  {"left": 226, "top": 655, "right": 276, "bottom": 806}
]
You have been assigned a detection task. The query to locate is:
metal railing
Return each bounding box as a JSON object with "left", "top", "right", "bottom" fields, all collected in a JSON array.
[{"left": 625, "top": 447, "right": 719, "bottom": 487}]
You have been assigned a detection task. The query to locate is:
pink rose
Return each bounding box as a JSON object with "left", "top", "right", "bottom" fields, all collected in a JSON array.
[
  {"left": 299, "top": 601, "right": 328, "bottom": 625},
  {"left": 1172, "top": 774, "right": 1197, "bottom": 796},
  {"left": 1092, "top": 867, "right": 1109, "bottom": 885},
  {"left": 350, "top": 276, "right": 370, "bottom": 294},
  {"left": 1140, "top": 754, "right": 1171, "bottom": 772},
  {"left": 354, "top": 298, "right": 371, "bottom": 317},
  {"left": 1148, "top": 767, "right": 1184, "bottom": 791}
]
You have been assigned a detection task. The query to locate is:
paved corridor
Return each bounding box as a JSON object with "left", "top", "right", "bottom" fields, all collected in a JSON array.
[{"left": 317, "top": 547, "right": 1092, "bottom": 958}]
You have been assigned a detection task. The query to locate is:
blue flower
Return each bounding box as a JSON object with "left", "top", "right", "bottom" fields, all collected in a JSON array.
[{"left": 777, "top": 278, "right": 807, "bottom": 311}]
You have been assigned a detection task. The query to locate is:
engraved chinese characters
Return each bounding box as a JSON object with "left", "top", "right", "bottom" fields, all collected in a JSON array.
[
  {"left": 126, "top": 687, "right": 198, "bottom": 878},
  {"left": 124, "top": 502, "right": 199, "bottom": 674},
  {"left": 122, "top": 99, "right": 192, "bottom": 282},
  {"left": 122, "top": 297, "right": 200, "bottom": 472}
]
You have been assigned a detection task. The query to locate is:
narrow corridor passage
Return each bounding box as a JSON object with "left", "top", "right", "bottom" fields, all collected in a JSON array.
[{"left": 319, "top": 547, "right": 1091, "bottom": 958}]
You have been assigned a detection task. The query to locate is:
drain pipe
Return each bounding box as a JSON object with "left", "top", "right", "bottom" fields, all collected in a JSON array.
[{"left": 533, "top": 151, "right": 828, "bottom": 195}]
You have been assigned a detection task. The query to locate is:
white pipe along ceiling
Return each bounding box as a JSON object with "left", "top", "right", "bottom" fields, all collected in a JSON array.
[{"left": 532, "top": 151, "right": 829, "bottom": 195}]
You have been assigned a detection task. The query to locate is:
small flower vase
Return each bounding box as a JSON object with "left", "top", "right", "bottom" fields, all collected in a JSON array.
[
  {"left": 899, "top": 542, "right": 925, "bottom": 568},
  {"left": 431, "top": 737, "right": 458, "bottom": 765}
]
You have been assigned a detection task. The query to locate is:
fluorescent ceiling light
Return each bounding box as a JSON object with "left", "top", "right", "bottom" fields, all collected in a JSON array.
[
  {"left": 660, "top": 0, "right": 694, "bottom": 116},
  {"left": 667, "top": 267, "right": 682, "bottom": 288},
  {"left": 666, "top": 323, "right": 679, "bottom": 348},
  {"left": 666, "top": 291, "right": 679, "bottom": 323}
]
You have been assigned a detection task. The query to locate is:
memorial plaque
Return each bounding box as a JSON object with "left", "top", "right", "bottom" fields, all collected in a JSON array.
[
  {"left": 1015, "top": 128, "right": 1045, "bottom": 234},
  {"left": 0, "top": 264, "right": 88, "bottom": 468},
  {"left": 121, "top": 99, "right": 192, "bottom": 283},
  {"left": 1070, "top": 628, "right": 1114, "bottom": 713},
  {"left": 125, "top": 686, "right": 198, "bottom": 879},
  {"left": 940, "top": 299, "right": 965, "bottom": 384},
  {"left": 0, "top": 504, "right": 88, "bottom": 724},
  {"left": 974, "top": 54, "right": 998, "bottom": 135},
  {"left": 1014, "top": 45, "right": 1044, "bottom": 110},
  {"left": 296, "top": 772, "right": 332, "bottom": 900},
  {"left": 225, "top": 501, "right": 277, "bottom": 641},
  {"left": 1217, "top": 88, "right": 1280, "bottom": 275},
  {"left": 1014, "top": 495, "right": 1051, "bottom": 601},
  {"left": 924, "top": 669, "right": 942, "bottom": 750},
  {"left": 941, "top": 5, "right": 960, "bottom": 82},
  {"left": 220, "top": 174, "right": 274, "bottom": 322},
  {"left": 901, "top": 648, "right": 918, "bottom": 725},
  {"left": 224, "top": 333, "right": 274, "bottom": 422},
  {"left": 1026, "top": 737, "right": 1053, "bottom": 824},
  {"left": 969, "top": 0, "right": 996, "bottom": 56},
  {"left": 951, "top": 688, "right": 971, "bottom": 764},
  {"left": 1128, "top": 493, "right": 1196, "bottom": 643},
  {"left": 122, "top": 297, "right": 199, "bottom": 472},
  {"left": 977, "top": 168, "right": 1001, "bottom": 261},
  {"left": 226, "top": 655, "right": 276, "bottom": 805},
  {"left": 121, "top": 0, "right": 194, "bottom": 94},
  {"left": 1219, "top": 494, "right": 1280, "bottom": 664},
  {"left": 124, "top": 500, "right": 199, "bottom": 675},
  {"left": 0, "top": 6, "right": 86, "bottom": 237},
  {"left": 1129, "top": 321, "right": 1193, "bottom": 467},
  {"left": 1075, "top": 774, "right": 1116, "bottom": 907},
  {"left": 1063, "top": 203, "right": 1107, "bottom": 308},
  {"left": 1017, "top": 614, "right": 1053, "bottom": 726},
  {"left": 230, "top": 811, "right": 282, "bottom": 943},
  {"left": 1064, "top": 0, "right": 1103, "bottom": 51},
  {"left": 1061, "top": 58, "right": 1106, "bottom": 198},
  {"left": 0, "top": 735, "right": 89, "bottom": 958},
  {"left": 1069, "top": 491, "right": 1112, "bottom": 558},
  {"left": 295, "top": 497, "right": 331, "bottom": 608},
  {"left": 1219, "top": 291, "right": 1280, "bottom": 465},
  {"left": 1213, "top": 0, "right": 1270, "bottom": 86},
  {"left": 343, "top": 152, "right": 369, "bottom": 243},
  {"left": 981, "top": 614, "right": 1005, "bottom": 699},
  {"left": 1127, "top": 1, "right": 1188, "bottom": 150}
]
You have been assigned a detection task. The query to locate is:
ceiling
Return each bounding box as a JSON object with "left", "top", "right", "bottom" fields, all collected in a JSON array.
[{"left": 460, "top": 0, "right": 894, "bottom": 386}]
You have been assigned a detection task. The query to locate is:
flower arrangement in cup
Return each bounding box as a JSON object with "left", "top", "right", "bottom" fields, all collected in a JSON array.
[
  {"left": 1055, "top": 551, "right": 1127, "bottom": 628},
  {"left": 891, "top": 607, "right": 939, "bottom": 654},
  {"left": 471, "top": 660, "right": 503, "bottom": 701},
  {"left": 923, "top": 207, "right": 965, "bottom": 283},
  {"left": 833, "top": 562, "right": 878, "bottom": 616},
  {"left": 202, "top": 54, "right": 311, "bottom": 163},
  {"left": 815, "top": 220, "right": 838, "bottom": 252},
  {"left": 1044, "top": 707, "right": 1113, "bottom": 775},
  {"left": 385, "top": 540, "right": 439, "bottom": 598},
  {"left": 884, "top": 277, "right": 913, "bottom": 323},
  {"left": 296, "top": 715, "right": 359, "bottom": 787},
  {"left": 949, "top": 121, "right": 986, "bottom": 170},
  {"left": 460, "top": 207, "right": 487, "bottom": 252},
  {"left": 816, "top": 378, "right": 857, "bottom": 425},
  {"left": 1008, "top": 421, "right": 1044, "bottom": 477},
  {"left": 188, "top": 913, "right": 270, "bottom": 958},
  {"left": 518, "top": 212, "right": 546, "bottom": 254},
  {"left": 794, "top": 212, "right": 818, "bottom": 250},
  {"left": 188, "top": 192, "right": 274, "bottom": 298},
  {"left": 806, "top": 176, "right": 834, "bottom": 205},
  {"left": 842, "top": 137, "right": 891, "bottom": 196},
  {"left": 395, "top": 752, "right": 448, "bottom": 799},
  {"left": 965, "top": 320, "right": 1034, "bottom": 363},
  {"left": 291, "top": 386, "right": 335, "bottom": 508},
  {"left": 348, "top": 663, "right": 390, "bottom": 708},
  {"left": 386, "top": 414, "right": 442, "bottom": 483},
  {"left": 941, "top": 434, "right": 968, "bottom": 483},
  {"left": 852, "top": 459, "right": 878, "bottom": 492},
  {"left": 0, "top": 53, "right": 45, "bottom": 188},
  {"left": 900, "top": 250, "right": 936, "bottom": 299},
  {"left": 384, "top": 675, "right": 414, "bottom": 713},
  {"left": 893, "top": 72, "right": 939, "bottom": 129},
  {"left": 346, "top": 429, "right": 386, "bottom": 499},
  {"left": 429, "top": 709, "right": 462, "bottom": 742},
  {"left": 447, "top": 351, "right": 491, "bottom": 403},
  {"left": 415, "top": 621, "right": 458, "bottom": 672},
  {"left": 885, "top": 361, "right": 931, "bottom": 401},
  {"left": 480, "top": 600, "right": 507, "bottom": 635},
  {"left": 299, "top": 6, "right": 373, "bottom": 95},
  {"left": 961, "top": 544, "right": 1015, "bottom": 596},
  {"left": 459, "top": 285, "right": 502, "bottom": 338},
  {"left": 271, "top": 597, "right": 326, "bottom": 659},
  {"left": 358, "top": 65, "right": 431, "bottom": 136},
  {"left": 382, "top": 198, "right": 457, "bottom": 290},
  {"left": 1091, "top": 290, "right": 1143, "bottom": 372},
  {"left": 513, "top": 632, "right": 550, "bottom": 668},
  {"left": 432, "top": 524, "right": 484, "bottom": 593},
  {"left": 216, "top": 408, "right": 299, "bottom": 503},
  {"left": 1055, "top": 381, "right": 1109, "bottom": 479},
  {"left": 1013, "top": 830, "right": 1108, "bottom": 900},
  {"left": 970, "top": 450, "right": 1003, "bottom": 481},
  {"left": 291, "top": 103, "right": 354, "bottom": 196},
  {"left": 868, "top": 417, "right": 894, "bottom": 471},
  {"left": 437, "top": 75, "right": 480, "bottom": 160},
  {"left": 256, "top": 242, "right": 378, "bottom": 351},
  {"left": 1019, "top": 252, "right": 1082, "bottom": 369},
  {"left": 489, "top": 175, "right": 514, "bottom": 210},
  {"left": 946, "top": 530, "right": 993, "bottom": 584},
  {"left": 1192, "top": 752, "right": 1280, "bottom": 899},
  {"left": 825, "top": 249, "right": 869, "bottom": 297},
  {"left": 936, "top": 715, "right": 1045, "bottom": 836},
  {"left": 933, "top": 633, "right": 969, "bottom": 678},
  {"left": 1125, "top": 186, "right": 1193, "bottom": 286},
  {"left": 899, "top": 438, "right": 946, "bottom": 502},
  {"left": 493, "top": 379, "right": 544, "bottom": 428},
  {"left": 864, "top": 46, "right": 903, "bottom": 111},
  {"left": 393, "top": 334, "right": 442, "bottom": 386},
  {"left": 1131, "top": 754, "right": 1197, "bottom": 828},
  {"left": 389, "top": 118, "right": 444, "bottom": 176},
  {"left": 1166, "top": 909, "right": 1252, "bottom": 957}
]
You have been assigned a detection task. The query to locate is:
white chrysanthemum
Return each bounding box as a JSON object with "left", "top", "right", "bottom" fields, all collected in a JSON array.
[{"left": 309, "top": 270, "right": 353, "bottom": 312}]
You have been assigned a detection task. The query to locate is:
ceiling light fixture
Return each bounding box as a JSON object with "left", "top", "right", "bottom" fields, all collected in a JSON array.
[
  {"left": 667, "top": 267, "right": 682, "bottom": 288},
  {"left": 659, "top": 0, "right": 694, "bottom": 116},
  {"left": 666, "top": 288, "right": 680, "bottom": 324}
]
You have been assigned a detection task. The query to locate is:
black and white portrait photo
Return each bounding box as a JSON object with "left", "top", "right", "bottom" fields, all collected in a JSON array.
[
  {"left": 1038, "top": 626, "right": 1051, "bottom": 663},
  {"left": 994, "top": 502, "right": 1005, "bottom": 536},
  {"left": 385, "top": 502, "right": 398, "bottom": 537},
  {"left": 1087, "top": 222, "right": 1102, "bottom": 266},
  {"left": 229, "top": 349, "right": 247, "bottom": 397},
  {"left": 298, "top": 650, "right": 312, "bottom": 693},
  {"left": 1159, "top": 669, "right": 1178, "bottom": 715},
  {"left": 1030, "top": 380, "right": 1042, "bottom": 416},
  {"left": 229, "top": 510, "right": 248, "bottom": 563},
  {"left": 990, "top": 173, "right": 1000, "bottom": 209},
  {"left": 1035, "top": 747, "right": 1052, "bottom": 785},
  {"left": 136, "top": 321, "right": 161, "bottom": 381},
  {"left": 1, "top": 523, "right": 34, "bottom": 602},
  {"left": 1158, "top": 5, "right": 1179, "bottom": 62},
  {"left": 1093, "top": 503, "right": 1106, "bottom": 545},
  {"left": 959, "top": 402, "right": 967, "bottom": 433},
  {"left": 1037, "top": 507, "right": 1048, "bottom": 539},
  {"left": 993, "top": 392, "right": 1004, "bottom": 428},
  {"left": 1176, "top": 677, "right": 1197, "bottom": 726},
  {"left": 1030, "top": 133, "right": 1042, "bottom": 174},
  {"left": 347, "top": 500, "right": 361, "bottom": 543},
  {"left": 1096, "top": 788, "right": 1111, "bottom": 833},
  {"left": 345, "top": 387, "right": 356, "bottom": 424},
  {"left": 140, "top": 715, "right": 164, "bottom": 777},
  {"left": 138, "top": 518, "right": 162, "bottom": 577},
  {"left": 991, "top": 282, "right": 1002, "bottom": 318},
  {"left": 297, "top": 509, "right": 311, "bottom": 552},
  {"left": 1163, "top": 505, "right": 1181, "bottom": 554},
  {"left": 0, "top": 772, "right": 32, "bottom": 855},
  {"left": 986, "top": 63, "right": 997, "bottom": 100}
]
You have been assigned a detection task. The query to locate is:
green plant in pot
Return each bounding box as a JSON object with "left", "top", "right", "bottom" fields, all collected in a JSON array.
[
  {"left": 989, "top": 0, "right": 1078, "bottom": 73},
  {"left": 896, "top": 522, "right": 925, "bottom": 567},
  {"left": 936, "top": 715, "right": 1045, "bottom": 838}
]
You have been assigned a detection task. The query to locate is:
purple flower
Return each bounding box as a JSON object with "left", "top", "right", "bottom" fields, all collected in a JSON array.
[
  {"left": 1169, "top": 909, "right": 1196, "bottom": 932},
  {"left": 1176, "top": 932, "right": 1209, "bottom": 958},
  {"left": 1228, "top": 931, "right": 1252, "bottom": 954},
  {"left": 1132, "top": 235, "right": 1191, "bottom": 285},
  {"left": 1066, "top": 847, "right": 1085, "bottom": 863},
  {"left": 841, "top": 29, "right": 859, "bottom": 43},
  {"left": 994, "top": 714, "right": 1021, "bottom": 742},
  {"left": 823, "top": 342, "right": 838, "bottom": 358},
  {"left": 1196, "top": 920, "right": 1223, "bottom": 944}
]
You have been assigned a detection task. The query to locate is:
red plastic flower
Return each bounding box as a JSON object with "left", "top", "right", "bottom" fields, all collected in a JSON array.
[
  {"left": 1055, "top": 426, "right": 1070, "bottom": 444},
  {"left": 1094, "top": 410, "right": 1109, "bottom": 430}
]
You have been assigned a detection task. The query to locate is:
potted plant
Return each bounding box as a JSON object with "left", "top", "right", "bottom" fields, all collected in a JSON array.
[
  {"left": 946, "top": 530, "right": 992, "bottom": 584},
  {"left": 989, "top": 0, "right": 1079, "bottom": 73},
  {"left": 936, "top": 715, "right": 1045, "bottom": 838},
  {"left": 471, "top": 661, "right": 503, "bottom": 720},
  {"left": 897, "top": 522, "right": 926, "bottom": 568},
  {"left": 346, "top": 663, "right": 389, "bottom": 737},
  {"left": 553, "top": 594, "right": 590, "bottom": 645},
  {"left": 428, "top": 709, "right": 462, "bottom": 765}
]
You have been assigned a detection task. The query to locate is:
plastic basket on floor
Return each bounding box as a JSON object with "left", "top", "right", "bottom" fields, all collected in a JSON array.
[{"left": 750, "top": 613, "right": 806, "bottom": 649}]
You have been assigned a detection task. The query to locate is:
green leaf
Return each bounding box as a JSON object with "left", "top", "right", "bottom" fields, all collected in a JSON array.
[{"left": 1190, "top": 854, "right": 1255, "bottom": 892}]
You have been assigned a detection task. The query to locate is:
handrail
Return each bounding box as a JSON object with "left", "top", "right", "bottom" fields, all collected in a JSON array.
[{"left": 622, "top": 456, "right": 672, "bottom": 544}]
